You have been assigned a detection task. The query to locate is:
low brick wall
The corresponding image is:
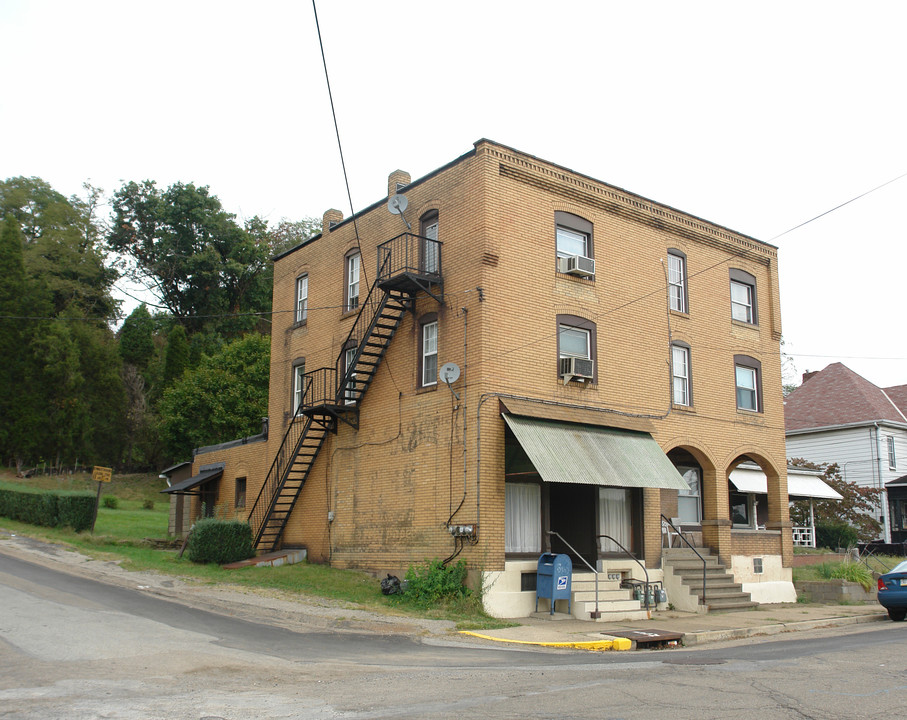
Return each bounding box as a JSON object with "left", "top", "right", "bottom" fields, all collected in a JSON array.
[{"left": 795, "top": 580, "right": 875, "bottom": 604}]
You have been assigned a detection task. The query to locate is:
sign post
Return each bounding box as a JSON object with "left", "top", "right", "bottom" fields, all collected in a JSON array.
[{"left": 90, "top": 466, "right": 112, "bottom": 533}]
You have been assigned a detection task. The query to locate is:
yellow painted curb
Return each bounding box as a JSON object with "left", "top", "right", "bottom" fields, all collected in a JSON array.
[{"left": 459, "top": 631, "right": 632, "bottom": 652}]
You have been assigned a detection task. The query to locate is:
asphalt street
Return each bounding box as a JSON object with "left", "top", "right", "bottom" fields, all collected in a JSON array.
[{"left": 2, "top": 545, "right": 907, "bottom": 719}]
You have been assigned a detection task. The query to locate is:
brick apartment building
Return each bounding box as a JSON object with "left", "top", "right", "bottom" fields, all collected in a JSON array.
[{"left": 166, "top": 139, "right": 793, "bottom": 618}]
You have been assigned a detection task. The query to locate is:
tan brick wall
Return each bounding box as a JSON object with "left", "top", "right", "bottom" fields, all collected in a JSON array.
[
  {"left": 191, "top": 439, "right": 269, "bottom": 522},
  {"left": 204, "top": 139, "right": 790, "bottom": 576}
]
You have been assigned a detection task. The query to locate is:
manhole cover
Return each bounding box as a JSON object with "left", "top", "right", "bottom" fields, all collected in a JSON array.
[{"left": 662, "top": 657, "right": 726, "bottom": 665}]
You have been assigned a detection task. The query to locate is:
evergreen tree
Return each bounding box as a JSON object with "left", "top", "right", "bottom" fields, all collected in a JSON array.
[
  {"left": 119, "top": 304, "right": 155, "bottom": 369},
  {"left": 162, "top": 323, "right": 190, "bottom": 387}
]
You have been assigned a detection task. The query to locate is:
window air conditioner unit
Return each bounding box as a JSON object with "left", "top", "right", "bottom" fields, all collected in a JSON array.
[
  {"left": 560, "top": 356, "right": 594, "bottom": 382},
  {"left": 558, "top": 254, "right": 595, "bottom": 278}
]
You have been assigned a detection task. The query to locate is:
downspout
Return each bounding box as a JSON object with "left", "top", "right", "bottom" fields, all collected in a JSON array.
[{"left": 874, "top": 423, "right": 892, "bottom": 543}]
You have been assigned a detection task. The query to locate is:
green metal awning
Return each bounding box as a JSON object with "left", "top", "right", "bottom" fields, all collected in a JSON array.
[
  {"left": 502, "top": 414, "right": 689, "bottom": 490},
  {"left": 160, "top": 465, "right": 223, "bottom": 495}
]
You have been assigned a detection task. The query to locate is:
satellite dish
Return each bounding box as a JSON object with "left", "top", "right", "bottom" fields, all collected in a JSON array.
[
  {"left": 387, "top": 194, "right": 409, "bottom": 215},
  {"left": 440, "top": 362, "right": 460, "bottom": 385},
  {"left": 387, "top": 194, "right": 412, "bottom": 230}
]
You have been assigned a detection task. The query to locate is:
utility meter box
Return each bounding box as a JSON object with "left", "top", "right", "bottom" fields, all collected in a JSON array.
[{"left": 535, "top": 553, "right": 572, "bottom": 615}]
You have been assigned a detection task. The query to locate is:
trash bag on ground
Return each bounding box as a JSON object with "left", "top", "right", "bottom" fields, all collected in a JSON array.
[{"left": 380, "top": 574, "right": 402, "bottom": 595}]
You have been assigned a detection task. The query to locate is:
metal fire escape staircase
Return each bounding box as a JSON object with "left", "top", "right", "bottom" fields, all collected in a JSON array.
[{"left": 248, "top": 233, "right": 443, "bottom": 552}]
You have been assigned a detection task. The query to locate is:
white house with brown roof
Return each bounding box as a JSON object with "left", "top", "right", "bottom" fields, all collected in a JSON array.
[{"left": 784, "top": 362, "right": 907, "bottom": 542}]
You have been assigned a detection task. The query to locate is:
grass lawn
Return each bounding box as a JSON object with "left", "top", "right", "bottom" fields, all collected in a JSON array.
[{"left": 0, "top": 470, "right": 509, "bottom": 630}]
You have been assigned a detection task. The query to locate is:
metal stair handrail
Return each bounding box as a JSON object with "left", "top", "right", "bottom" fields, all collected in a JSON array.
[
  {"left": 595, "top": 534, "right": 652, "bottom": 612},
  {"left": 335, "top": 253, "right": 395, "bottom": 404},
  {"left": 547, "top": 531, "right": 601, "bottom": 618},
  {"left": 661, "top": 514, "right": 707, "bottom": 605},
  {"left": 247, "top": 376, "right": 314, "bottom": 545}
]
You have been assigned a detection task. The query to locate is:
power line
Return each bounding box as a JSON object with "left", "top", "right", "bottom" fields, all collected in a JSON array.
[
  {"left": 311, "top": 0, "right": 368, "bottom": 290},
  {"left": 769, "top": 170, "right": 907, "bottom": 242}
]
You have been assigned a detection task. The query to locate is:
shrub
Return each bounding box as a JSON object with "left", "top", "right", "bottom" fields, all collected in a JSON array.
[
  {"left": 102, "top": 495, "right": 118, "bottom": 509},
  {"left": 142, "top": 499, "right": 154, "bottom": 510},
  {"left": 817, "top": 560, "right": 874, "bottom": 592},
  {"left": 403, "top": 559, "right": 470, "bottom": 606},
  {"left": 0, "top": 485, "right": 93, "bottom": 531},
  {"left": 815, "top": 521, "right": 858, "bottom": 550},
  {"left": 57, "top": 493, "right": 96, "bottom": 532},
  {"left": 186, "top": 518, "right": 254, "bottom": 564}
]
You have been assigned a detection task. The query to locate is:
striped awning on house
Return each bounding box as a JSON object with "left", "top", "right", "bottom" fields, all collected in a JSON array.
[
  {"left": 729, "top": 464, "right": 842, "bottom": 500},
  {"left": 502, "top": 414, "right": 689, "bottom": 490}
]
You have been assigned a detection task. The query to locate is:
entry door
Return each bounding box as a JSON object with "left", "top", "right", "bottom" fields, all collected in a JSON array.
[{"left": 548, "top": 484, "right": 597, "bottom": 569}]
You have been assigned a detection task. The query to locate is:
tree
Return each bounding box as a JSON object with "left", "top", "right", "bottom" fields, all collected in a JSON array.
[
  {"left": 0, "top": 177, "right": 118, "bottom": 319},
  {"left": 158, "top": 334, "right": 270, "bottom": 460},
  {"left": 263, "top": 217, "right": 321, "bottom": 256},
  {"left": 789, "top": 459, "right": 882, "bottom": 542},
  {"left": 107, "top": 181, "right": 273, "bottom": 337},
  {"left": 119, "top": 304, "right": 155, "bottom": 369},
  {"left": 0, "top": 178, "right": 124, "bottom": 470},
  {"left": 0, "top": 215, "right": 47, "bottom": 470},
  {"left": 162, "top": 323, "right": 190, "bottom": 388}
]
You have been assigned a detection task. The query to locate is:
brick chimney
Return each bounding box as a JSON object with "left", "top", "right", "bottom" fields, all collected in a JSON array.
[
  {"left": 322, "top": 209, "right": 344, "bottom": 235},
  {"left": 802, "top": 370, "right": 818, "bottom": 384},
  {"left": 388, "top": 170, "right": 411, "bottom": 198}
]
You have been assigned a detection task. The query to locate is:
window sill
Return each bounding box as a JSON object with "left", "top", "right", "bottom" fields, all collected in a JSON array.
[
  {"left": 291, "top": 319, "right": 307, "bottom": 330},
  {"left": 731, "top": 527, "right": 780, "bottom": 534},
  {"left": 672, "top": 404, "right": 696, "bottom": 414},
  {"left": 340, "top": 308, "right": 359, "bottom": 320},
  {"left": 416, "top": 384, "right": 438, "bottom": 394},
  {"left": 669, "top": 309, "right": 689, "bottom": 319},
  {"left": 735, "top": 407, "right": 763, "bottom": 416},
  {"left": 555, "top": 270, "right": 595, "bottom": 282},
  {"left": 731, "top": 319, "right": 759, "bottom": 330}
]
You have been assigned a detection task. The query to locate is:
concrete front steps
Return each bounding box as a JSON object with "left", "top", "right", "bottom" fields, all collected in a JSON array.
[
  {"left": 663, "top": 547, "right": 757, "bottom": 611},
  {"left": 570, "top": 571, "right": 650, "bottom": 621}
]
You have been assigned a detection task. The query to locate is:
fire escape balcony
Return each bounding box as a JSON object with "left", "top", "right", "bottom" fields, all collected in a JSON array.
[{"left": 377, "top": 232, "right": 443, "bottom": 303}]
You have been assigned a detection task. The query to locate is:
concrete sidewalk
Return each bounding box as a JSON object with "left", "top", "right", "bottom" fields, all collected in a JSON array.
[{"left": 460, "top": 602, "right": 888, "bottom": 651}]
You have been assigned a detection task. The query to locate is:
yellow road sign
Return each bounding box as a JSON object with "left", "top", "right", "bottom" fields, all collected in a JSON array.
[{"left": 92, "top": 466, "right": 112, "bottom": 483}]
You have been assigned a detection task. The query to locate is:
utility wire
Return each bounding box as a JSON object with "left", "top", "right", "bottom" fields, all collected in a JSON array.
[
  {"left": 768, "top": 170, "right": 907, "bottom": 242},
  {"left": 311, "top": 0, "right": 367, "bottom": 290}
]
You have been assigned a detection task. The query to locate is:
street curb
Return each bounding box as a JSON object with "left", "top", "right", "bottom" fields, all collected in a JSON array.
[
  {"left": 681, "top": 611, "right": 888, "bottom": 645},
  {"left": 459, "top": 631, "right": 633, "bottom": 652}
]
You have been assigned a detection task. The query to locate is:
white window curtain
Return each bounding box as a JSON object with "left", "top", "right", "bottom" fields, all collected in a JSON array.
[
  {"left": 598, "top": 487, "right": 630, "bottom": 552},
  {"left": 505, "top": 483, "right": 541, "bottom": 553},
  {"left": 677, "top": 466, "right": 701, "bottom": 523}
]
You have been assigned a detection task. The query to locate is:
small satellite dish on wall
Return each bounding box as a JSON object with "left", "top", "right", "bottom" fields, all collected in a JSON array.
[
  {"left": 387, "top": 194, "right": 412, "bottom": 230},
  {"left": 440, "top": 362, "right": 460, "bottom": 385},
  {"left": 387, "top": 194, "right": 408, "bottom": 214}
]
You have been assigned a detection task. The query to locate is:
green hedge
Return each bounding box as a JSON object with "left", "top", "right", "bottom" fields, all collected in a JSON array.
[
  {"left": 187, "top": 518, "right": 254, "bottom": 564},
  {"left": 0, "top": 485, "right": 95, "bottom": 532},
  {"left": 816, "top": 520, "right": 858, "bottom": 550}
]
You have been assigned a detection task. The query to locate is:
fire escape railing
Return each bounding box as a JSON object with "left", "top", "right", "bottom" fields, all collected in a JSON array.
[
  {"left": 247, "top": 376, "right": 314, "bottom": 543},
  {"left": 247, "top": 234, "right": 443, "bottom": 549},
  {"left": 378, "top": 233, "right": 443, "bottom": 301}
]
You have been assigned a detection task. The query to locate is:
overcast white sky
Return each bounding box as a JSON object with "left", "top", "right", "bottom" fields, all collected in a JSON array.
[{"left": 2, "top": 1, "right": 905, "bottom": 388}]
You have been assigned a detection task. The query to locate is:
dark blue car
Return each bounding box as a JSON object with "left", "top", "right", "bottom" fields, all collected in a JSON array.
[{"left": 877, "top": 560, "right": 907, "bottom": 621}]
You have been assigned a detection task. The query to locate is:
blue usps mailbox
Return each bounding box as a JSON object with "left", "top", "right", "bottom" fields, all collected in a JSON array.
[{"left": 535, "top": 553, "right": 572, "bottom": 615}]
